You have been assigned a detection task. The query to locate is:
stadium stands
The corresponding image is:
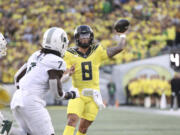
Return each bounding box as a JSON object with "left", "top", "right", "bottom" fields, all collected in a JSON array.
[{"left": 0, "top": 0, "right": 179, "bottom": 84}]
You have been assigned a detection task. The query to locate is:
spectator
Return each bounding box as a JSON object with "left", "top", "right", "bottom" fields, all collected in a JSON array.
[
  {"left": 125, "top": 79, "right": 133, "bottom": 105},
  {"left": 170, "top": 73, "right": 180, "bottom": 109},
  {"left": 107, "top": 79, "right": 116, "bottom": 106},
  {"left": 174, "top": 6, "right": 180, "bottom": 46}
]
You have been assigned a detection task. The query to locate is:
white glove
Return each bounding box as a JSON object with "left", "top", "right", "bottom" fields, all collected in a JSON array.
[
  {"left": 69, "top": 87, "right": 80, "bottom": 98},
  {"left": 93, "top": 90, "right": 105, "bottom": 110}
]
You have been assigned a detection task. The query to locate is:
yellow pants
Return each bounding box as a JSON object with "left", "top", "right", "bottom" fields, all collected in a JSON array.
[{"left": 67, "top": 96, "right": 98, "bottom": 121}]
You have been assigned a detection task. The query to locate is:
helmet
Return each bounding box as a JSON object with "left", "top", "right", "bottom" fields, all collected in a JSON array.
[
  {"left": 0, "top": 33, "right": 7, "bottom": 58},
  {"left": 74, "top": 25, "right": 94, "bottom": 48},
  {"left": 42, "top": 27, "right": 69, "bottom": 57}
]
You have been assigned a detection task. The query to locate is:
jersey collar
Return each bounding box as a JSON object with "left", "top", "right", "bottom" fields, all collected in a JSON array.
[{"left": 75, "top": 47, "right": 92, "bottom": 58}]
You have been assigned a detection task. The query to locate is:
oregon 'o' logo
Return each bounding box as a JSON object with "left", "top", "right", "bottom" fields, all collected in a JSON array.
[{"left": 123, "top": 64, "right": 172, "bottom": 88}]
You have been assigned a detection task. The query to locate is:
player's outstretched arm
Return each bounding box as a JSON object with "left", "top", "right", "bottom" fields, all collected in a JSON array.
[
  {"left": 106, "top": 34, "right": 126, "bottom": 58},
  {"left": 48, "top": 69, "right": 64, "bottom": 98},
  {"left": 48, "top": 69, "right": 78, "bottom": 100}
]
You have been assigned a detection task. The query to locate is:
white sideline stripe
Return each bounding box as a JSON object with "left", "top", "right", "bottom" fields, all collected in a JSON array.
[{"left": 108, "top": 106, "right": 180, "bottom": 116}]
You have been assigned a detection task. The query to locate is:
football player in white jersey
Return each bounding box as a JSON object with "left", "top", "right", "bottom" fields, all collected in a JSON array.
[
  {"left": 0, "top": 33, "right": 13, "bottom": 135},
  {"left": 10, "top": 27, "right": 79, "bottom": 135}
]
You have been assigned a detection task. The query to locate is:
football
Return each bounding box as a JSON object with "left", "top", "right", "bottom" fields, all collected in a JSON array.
[{"left": 114, "top": 19, "right": 130, "bottom": 33}]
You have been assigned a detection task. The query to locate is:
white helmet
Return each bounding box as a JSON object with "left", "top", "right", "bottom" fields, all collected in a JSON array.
[
  {"left": 42, "top": 27, "right": 69, "bottom": 57},
  {"left": 0, "top": 33, "right": 7, "bottom": 58}
]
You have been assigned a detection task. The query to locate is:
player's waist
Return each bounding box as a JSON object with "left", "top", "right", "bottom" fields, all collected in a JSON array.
[
  {"left": 20, "top": 88, "right": 47, "bottom": 98},
  {"left": 72, "top": 83, "right": 99, "bottom": 90},
  {"left": 15, "top": 89, "right": 46, "bottom": 106},
  {"left": 74, "top": 86, "right": 100, "bottom": 92},
  {"left": 19, "top": 82, "right": 48, "bottom": 91},
  {"left": 72, "top": 78, "right": 99, "bottom": 84}
]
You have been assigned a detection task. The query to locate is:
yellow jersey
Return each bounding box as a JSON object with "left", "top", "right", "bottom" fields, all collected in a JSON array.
[{"left": 64, "top": 44, "right": 108, "bottom": 92}]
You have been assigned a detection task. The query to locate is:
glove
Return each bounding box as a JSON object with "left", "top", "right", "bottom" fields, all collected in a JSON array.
[
  {"left": 93, "top": 90, "right": 105, "bottom": 110},
  {"left": 69, "top": 87, "right": 80, "bottom": 98}
]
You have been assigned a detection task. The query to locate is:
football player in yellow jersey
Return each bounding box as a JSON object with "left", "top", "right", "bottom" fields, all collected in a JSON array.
[
  {"left": 62, "top": 25, "right": 127, "bottom": 135},
  {"left": 0, "top": 33, "right": 12, "bottom": 134}
]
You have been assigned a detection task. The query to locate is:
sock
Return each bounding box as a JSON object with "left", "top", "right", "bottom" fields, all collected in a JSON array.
[
  {"left": 63, "top": 125, "right": 75, "bottom": 135},
  {"left": 76, "top": 130, "right": 86, "bottom": 135}
]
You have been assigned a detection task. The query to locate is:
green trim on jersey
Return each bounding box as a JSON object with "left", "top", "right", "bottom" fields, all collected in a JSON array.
[{"left": 67, "top": 44, "right": 99, "bottom": 58}]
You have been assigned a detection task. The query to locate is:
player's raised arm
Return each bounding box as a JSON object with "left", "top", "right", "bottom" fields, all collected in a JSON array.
[
  {"left": 106, "top": 34, "right": 126, "bottom": 58},
  {"left": 107, "top": 19, "right": 130, "bottom": 58}
]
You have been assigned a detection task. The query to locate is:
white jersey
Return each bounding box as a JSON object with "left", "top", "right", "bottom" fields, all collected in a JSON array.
[{"left": 19, "top": 51, "right": 66, "bottom": 99}]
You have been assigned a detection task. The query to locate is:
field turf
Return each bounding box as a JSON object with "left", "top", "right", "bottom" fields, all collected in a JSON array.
[{"left": 2, "top": 106, "right": 180, "bottom": 135}]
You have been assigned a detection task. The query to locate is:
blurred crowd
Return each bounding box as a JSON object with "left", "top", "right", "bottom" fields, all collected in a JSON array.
[
  {"left": 125, "top": 73, "right": 180, "bottom": 109},
  {"left": 126, "top": 75, "right": 171, "bottom": 106},
  {"left": 0, "top": 0, "right": 180, "bottom": 83},
  {"left": 127, "top": 75, "right": 171, "bottom": 97}
]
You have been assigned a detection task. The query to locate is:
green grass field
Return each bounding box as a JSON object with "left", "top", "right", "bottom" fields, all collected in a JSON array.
[{"left": 2, "top": 106, "right": 180, "bottom": 135}]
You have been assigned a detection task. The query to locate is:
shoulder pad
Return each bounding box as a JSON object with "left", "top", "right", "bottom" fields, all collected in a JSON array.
[
  {"left": 67, "top": 47, "right": 78, "bottom": 55},
  {"left": 91, "top": 44, "right": 99, "bottom": 51},
  {"left": 41, "top": 54, "right": 66, "bottom": 71},
  {"left": 27, "top": 51, "right": 41, "bottom": 66}
]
